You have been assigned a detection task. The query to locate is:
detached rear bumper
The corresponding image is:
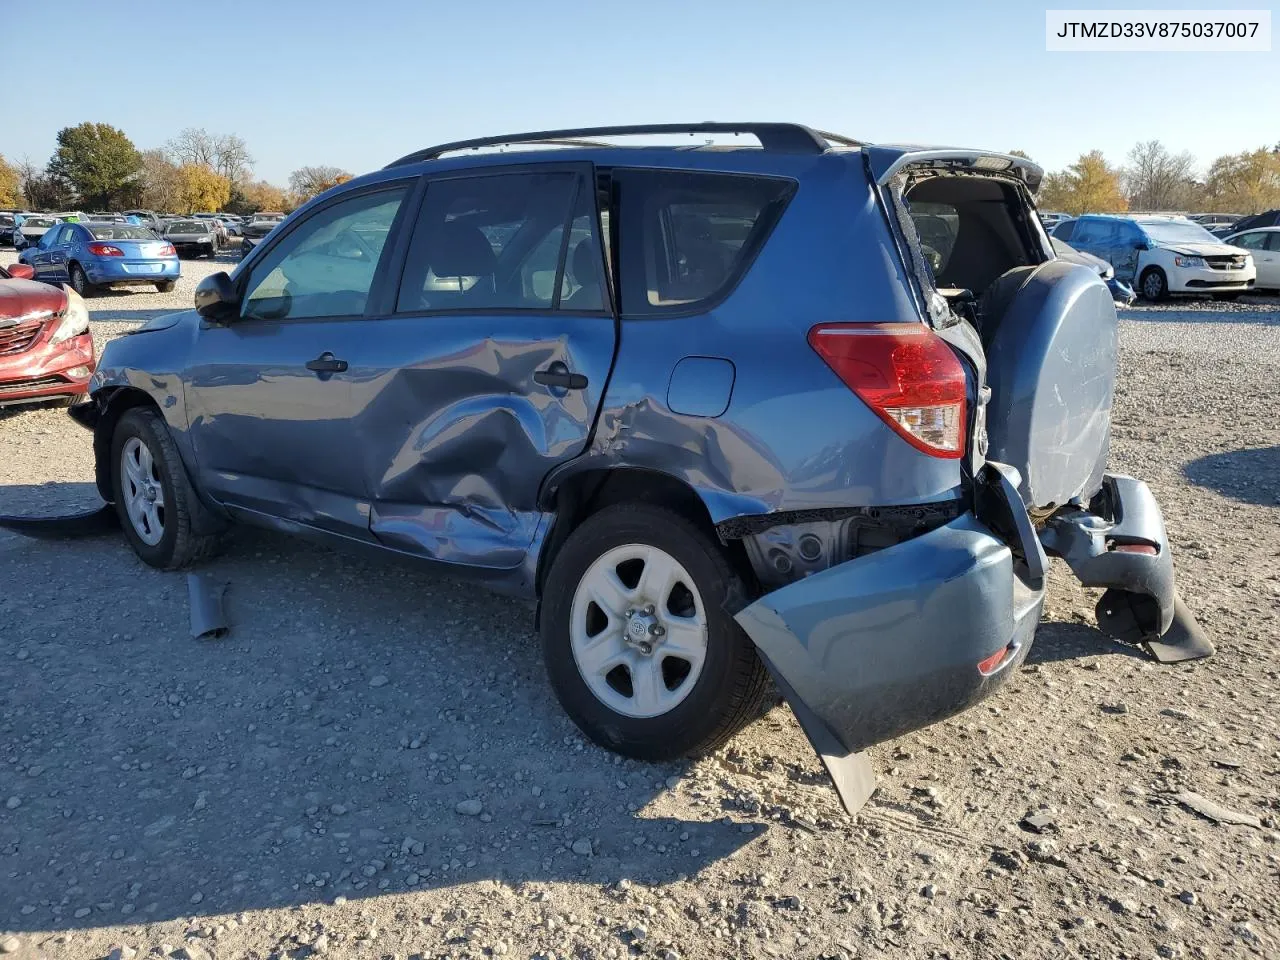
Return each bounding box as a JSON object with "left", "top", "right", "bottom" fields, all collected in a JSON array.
[{"left": 737, "top": 512, "right": 1043, "bottom": 756}]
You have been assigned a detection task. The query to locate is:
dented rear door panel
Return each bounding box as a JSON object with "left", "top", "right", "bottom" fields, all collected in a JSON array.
[{"left": 348, "top": 314, "right": 616, "bottom": 568}]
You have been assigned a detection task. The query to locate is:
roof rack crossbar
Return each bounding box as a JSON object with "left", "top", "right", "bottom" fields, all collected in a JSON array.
[{"left": 386, "top": 123, "right": 857, "bottom": 167}]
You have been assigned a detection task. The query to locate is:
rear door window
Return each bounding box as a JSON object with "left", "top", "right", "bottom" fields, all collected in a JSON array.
[
  {"left": 396, "top": 171, "right": 599, "bottom": 313},
  {"left": 1054, "top": 219, "right": 1076, "bottom": 241},
  {"left": 614, "top": 170, "right": 794, "bottom": 316}
]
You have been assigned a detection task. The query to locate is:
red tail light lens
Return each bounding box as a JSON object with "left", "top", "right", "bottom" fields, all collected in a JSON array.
[
  {"left": 159, "top": 243, "right": 176, "bottom": 257},
  {"left": 87, "top": 242, "right": 124, "bottom": 257},
  {"left": 808, "top": 323, "right": 967, "bottom": 459}
]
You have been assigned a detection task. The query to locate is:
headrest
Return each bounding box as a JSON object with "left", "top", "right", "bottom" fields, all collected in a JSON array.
[
  {"left": 572, "top": 238, "right": 597, "bottom": 284},
  {"left": 430, "top": 222, "right": 497, "bottom": 277}
]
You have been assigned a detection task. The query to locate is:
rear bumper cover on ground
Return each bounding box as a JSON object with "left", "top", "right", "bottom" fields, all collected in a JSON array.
[
  {"left": 737, "top": 512, "right": 1043, "bottom": 754},
  {"left": 735, "top": 464, "right": 1046, "bottom": 811}
]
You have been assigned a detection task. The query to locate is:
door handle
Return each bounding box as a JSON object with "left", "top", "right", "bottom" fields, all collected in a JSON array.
[
  {"left": 306, "top": 353, "right": 348, "bottom": 374},
  {"left": 534, "top": 366, "right": 588, "bottom": 390}
]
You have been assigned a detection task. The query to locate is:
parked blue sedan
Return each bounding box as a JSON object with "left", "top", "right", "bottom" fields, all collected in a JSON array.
[{"left": 22, "top": 221, "right": 180, "bottom": 295}]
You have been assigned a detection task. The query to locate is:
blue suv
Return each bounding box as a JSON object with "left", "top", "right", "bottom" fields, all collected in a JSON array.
[{"left": 59, "top": 124, "right": 1209, "bottom": 813}]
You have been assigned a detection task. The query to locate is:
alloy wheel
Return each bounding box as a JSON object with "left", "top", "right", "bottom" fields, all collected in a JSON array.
[{"left": 120, "top": 437, "right": 165, "bottom": 546}]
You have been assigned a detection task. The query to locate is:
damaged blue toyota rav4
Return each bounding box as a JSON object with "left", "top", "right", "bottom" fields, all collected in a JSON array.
[{"left": 64, "top": 123, "right": 1211, "bottom": 812}]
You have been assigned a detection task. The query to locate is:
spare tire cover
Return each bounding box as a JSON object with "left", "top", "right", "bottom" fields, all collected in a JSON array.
[{"left": 984, "top": 259, "right": 1117, "bottom": 510}]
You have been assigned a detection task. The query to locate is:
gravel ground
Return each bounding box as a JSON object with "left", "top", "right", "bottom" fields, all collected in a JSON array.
[{"left": 1, "top": 251, "right": 1278, "bottom": 960}]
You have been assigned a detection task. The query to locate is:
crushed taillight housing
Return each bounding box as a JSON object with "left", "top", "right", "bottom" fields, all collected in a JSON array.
[
  {"left": 808, "top": 322, "right": 967, "bottom": 459},
  {"left": 87, "top": 242, "right": 124, "bottom": 257}
]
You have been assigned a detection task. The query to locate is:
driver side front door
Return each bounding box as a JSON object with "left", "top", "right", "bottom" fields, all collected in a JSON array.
[{"left": 184, "top": 180, "right": 416, "bottom": 538}]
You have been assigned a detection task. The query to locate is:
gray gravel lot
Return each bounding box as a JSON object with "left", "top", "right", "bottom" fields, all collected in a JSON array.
[{"left": 1, "top": 249, "right": 1278, "bottom": 959}]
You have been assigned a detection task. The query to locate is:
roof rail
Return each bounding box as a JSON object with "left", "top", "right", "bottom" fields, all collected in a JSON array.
[{"left": 386, "top": 123, "right": 859, "bottom": 168}]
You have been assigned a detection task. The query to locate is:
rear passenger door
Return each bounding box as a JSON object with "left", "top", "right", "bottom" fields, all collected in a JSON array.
[{"left": 349, "top": 163, "right": 617, "bottom": 570}]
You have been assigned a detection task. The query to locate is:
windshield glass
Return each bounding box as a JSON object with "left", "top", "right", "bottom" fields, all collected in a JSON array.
[
  {"left": 89, "top": 225, "right": 155, "bottom": 240},
  {"left": 253, "top": 215, "right": 285, "bottom": 223},
  {"left": 168, "top": 220, "right": 206, "bottom": 232},
  {"left": 1141, "top": 220, "right": 1220, "bottom": 245},
  {"left": 24, "top": 217, "right": 56, "bottom": 229}
]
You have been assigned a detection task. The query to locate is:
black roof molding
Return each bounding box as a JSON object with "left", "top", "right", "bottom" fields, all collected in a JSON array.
[{"left": 386, "top": 123, "right": 861, "bottom": 168}]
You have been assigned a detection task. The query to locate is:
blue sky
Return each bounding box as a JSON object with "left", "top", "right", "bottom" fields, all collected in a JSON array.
[{"left": 5, "top": 0, "right": 1275, "bottom": 185}]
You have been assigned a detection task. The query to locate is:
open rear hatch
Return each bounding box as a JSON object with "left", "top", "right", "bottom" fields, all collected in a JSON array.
[{"left": 733, "top": 147, "right": 1212, "bottom": 816}]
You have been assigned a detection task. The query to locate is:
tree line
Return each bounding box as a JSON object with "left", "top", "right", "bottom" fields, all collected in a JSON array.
[
  {"left": 0, "top": 122, "right": 353, "bottom": 215},
  {"left": 1028, "top": 141, "right": 1280, "bottom": 215}
]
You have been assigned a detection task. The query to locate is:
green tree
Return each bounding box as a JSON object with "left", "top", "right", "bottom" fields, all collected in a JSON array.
[
  {"left": 46, "top": 122, "right": 142, "bottom": 209},
  {"left": 0, "top": 154, "right": 21, "bottom": 207},
  {"left": 174, "top": 164, "right": 231, "bottom": 213}
]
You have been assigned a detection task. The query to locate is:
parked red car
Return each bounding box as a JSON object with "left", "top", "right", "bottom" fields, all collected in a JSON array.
[{"left": 0, "top": 262, "right": 95, "bottom": 407}]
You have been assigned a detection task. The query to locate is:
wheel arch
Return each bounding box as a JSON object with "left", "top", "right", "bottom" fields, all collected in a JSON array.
[
  {"left": 534, "top": 465, "right": 758, "bottom": 611},
  {"left": 90, "top": 387, "right": 160, "bottom": 501}
]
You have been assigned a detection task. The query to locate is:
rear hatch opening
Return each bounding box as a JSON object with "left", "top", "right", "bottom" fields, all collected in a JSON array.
[{"left": 877, "top": 158, "right": 1118, "bottom": 516}]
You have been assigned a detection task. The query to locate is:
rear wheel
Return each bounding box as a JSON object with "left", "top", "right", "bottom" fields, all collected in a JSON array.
[
  {"left": 155, "top": 280, "right": 176, "bottom": 293},
  {"left": 69, "top": 263, "right": 96, "bottom": 298},
  {"left": 540, "top": 503, "right": 772, "bottom": 761},
  {"left": 110, "top": 408, "right": 222, "bottom": 569},
  {"left": 1139, "top": 267, "right": 1169, "bottom": 302}
]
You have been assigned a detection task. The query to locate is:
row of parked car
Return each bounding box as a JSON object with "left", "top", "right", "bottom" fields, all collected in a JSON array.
[
  {"left": 0, "top": 210, "right": 288, "bottom": 297},
  {"left": 1040, "top": 212, "right": 1277, "bottom": 301}
]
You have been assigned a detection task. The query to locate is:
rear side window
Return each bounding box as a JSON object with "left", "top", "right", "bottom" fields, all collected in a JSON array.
[
  {"left": 1053, "top": 219, "right": 1076, "bottom": 241},
  {"left": 397, "top": 171, "right": 601, "bottom": 313},
  {"left": 615, "top": 170, "right": 794, "bottom": 316}
]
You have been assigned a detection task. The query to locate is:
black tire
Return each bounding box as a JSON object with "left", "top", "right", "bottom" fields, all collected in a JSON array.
[
  {"left": 109, "top": 408, "right": 222, "bottom": 570},
  {"left": 1139, "top": 267, "right": 1168, "bottom": 302},
  {"left": 69, "top": 263, "right": 96, "bottom": 298},
  {"left": 1212, "top": 293, "right": 1241, "bottom": 302},
  {"left": 540, "top": 503, "right": 772, "bottom": 762},
  {"left": 155, "top": 280, "right": 176, "bottom": 293}
]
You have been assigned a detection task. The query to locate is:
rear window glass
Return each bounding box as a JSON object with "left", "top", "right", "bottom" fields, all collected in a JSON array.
[
  {"left": 89, "top": 225, "right": 154, "bottom": 240},
  {"left": 168, "top": 220, "right": 207, "bottom": 232},
  {"left": 615, "top": 170, "right": 794, "bottom": 316},
  {"left": 907, "top": 201, "right": 959, "bottom": 274},
  {"left": 24, "top": 217, "right": 56, "bottom": 228}
]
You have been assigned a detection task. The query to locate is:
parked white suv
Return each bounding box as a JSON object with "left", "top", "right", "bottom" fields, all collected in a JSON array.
[{"left": 1055, "top": 214, "right": 1256, "bottom": 301}]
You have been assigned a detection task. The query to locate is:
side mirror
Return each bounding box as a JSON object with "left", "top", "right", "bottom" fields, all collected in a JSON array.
[
  {"left": 6, "top": 263, "right": 34, "bottom": 280},
  {"left": 194, "top": 271, "right": 240, "bottom": 321}
]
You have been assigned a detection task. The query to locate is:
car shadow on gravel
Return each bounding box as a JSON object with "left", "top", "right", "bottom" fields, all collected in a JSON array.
[
  {"left": 0, "top": 507, "right": 755, "bottom": 933},
  {"left": 1023, "top": 620, "right": 1147, "bottom": 665},
  {"left": 1183, "top": 444, "right": 1280, "bottom": 506}
]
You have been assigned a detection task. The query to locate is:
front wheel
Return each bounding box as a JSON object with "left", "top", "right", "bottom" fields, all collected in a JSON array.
[
  {"left": 540, "top": 503, "right": 772, "bottom": 761},
  {"left": 1139, "top": 267, "right": 1169, "bottom": 302},
  {"left": 109, "top": 408, "right": 222, "bottom": 569}
]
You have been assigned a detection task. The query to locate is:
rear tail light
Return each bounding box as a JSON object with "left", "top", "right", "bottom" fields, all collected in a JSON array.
[
  {"left": 87, "top": 242, "right": 124, "bottom": 257},
  {"left": 159, "top": 243, "right": 176, "bottom": 257},
  {"left": 808, "top": 322, "right": 967, "bottom": 459}
]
